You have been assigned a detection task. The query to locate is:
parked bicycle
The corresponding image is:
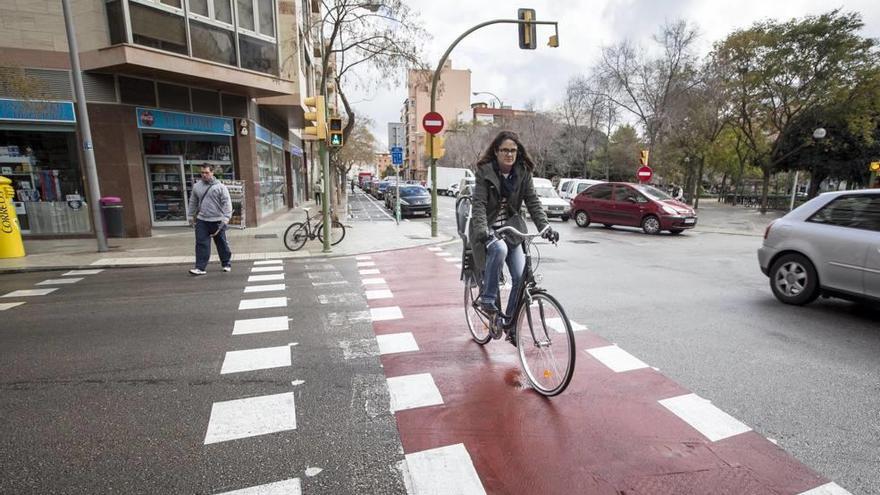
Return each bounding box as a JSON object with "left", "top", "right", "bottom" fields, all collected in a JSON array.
[
  {"left": 456, "top": 196, "right": 576, "bottom": 396},
  {"left": 283, "top": 208, "right": 346, "bottom": 251}
]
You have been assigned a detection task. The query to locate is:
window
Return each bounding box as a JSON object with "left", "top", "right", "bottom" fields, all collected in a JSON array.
[
  {"left": 190, "top": 0, "right": 209, "bottom": 16},
  {"left": 809, "top": 195, "right": 880, "bottom": 231},
  {"left": 236, "top": 0, "right": 275, "bottom": 38},
  {"left": 190, "top": 20, "right": 236, "bottom": 65},
  {"left": 236, "top": 0, "right": 255, "bottom": 31},
  {"left": 189, "top": 0, "right": 233, "bottom": 25},
  {"left": 576, "top": 183, "right": 591, "bottom": 194},
  {"left": 587, "top": 184, "right": 612, "bottom": 200},
  {"left": 239, "top": 34, "right": 278, "bottom": 74},
  {"left": 105, "top": 0, "right": 126, "bottom": 44},
  {"left": 221, "top": 93, "right": 248, "bottom": 118},
  {"left": 257, "top": 0, "right": 275, "bottom": 37},
  {"left": 129, "top": 2, "right": 187, "bottom": 55},
  {"left": 157, "top": 82, "right": 190, "bottom": 110},
  {"left": 119, "top": 76, "right": 157, "bottom": 106},
  {"left": 191, "top": 88, "right": 221, "bottom": 114},
  {"left": 613, "top": 186, "right": 639, "bottom": 203}
]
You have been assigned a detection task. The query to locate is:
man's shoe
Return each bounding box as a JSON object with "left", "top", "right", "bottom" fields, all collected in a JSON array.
[
  {"left": 477, "top": 299, "right": 499, "bottom": 314},
  {"left": 189, "top": 268, "right": 207, "bottom": 275},
  {"left": 222, "top": 266, "right": 231, "bottom": 272}
]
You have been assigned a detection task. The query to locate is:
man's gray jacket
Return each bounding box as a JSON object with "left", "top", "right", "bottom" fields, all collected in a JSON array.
[{"left": 188, "top": 178, "right": 232, "bottom": 222}]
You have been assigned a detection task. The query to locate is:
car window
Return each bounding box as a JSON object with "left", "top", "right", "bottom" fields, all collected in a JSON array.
[
  {"left": 561, "top": 181, "right": 573, "bottom": 193},
  {"left": 613, "top": 186, "right": 640, "bottom": 202},
  {"left": 400, "top": 186, "right": 427, "bottom": 196},
  {"left": 535, "top": 187, "right": 559, "bottom": 198},
  {"left": 587, "top": 184, "right": 612, "bottom": 200},
  {"left": 576, "top": 183, "right": 593, "bottom": 193},
  {"left": 808, "top": 194, "right": 880, "bottom": 231},
  {"left": 637, "top": 185, "right": 673, "bottom": 201}
]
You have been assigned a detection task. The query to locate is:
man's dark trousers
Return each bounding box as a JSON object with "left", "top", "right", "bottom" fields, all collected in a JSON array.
[{"left": 195, "top": 219, "right": 231, "bottom": 270}]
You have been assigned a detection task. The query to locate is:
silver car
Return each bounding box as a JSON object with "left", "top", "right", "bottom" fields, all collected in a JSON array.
[{"left": 758, "top": 189, "right": 880, "bottom": 305}]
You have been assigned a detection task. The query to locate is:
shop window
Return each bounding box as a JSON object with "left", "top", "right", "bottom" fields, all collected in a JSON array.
[
  {"left": 129, "top": 2, "right": 188, "bottom": 55},
  {"left": 105, "top": 0, "right": 126, "bottom": 44},
  {"left": 236, "top": 0, "right": 255, "bottom": 31},
  {"left": 221, "top": 94, "right": 248, "bottom": 118},
  {"left": 239, "top": 34, "right": 278, "bottom": 74},
  {"left": 119, "top": 76, "right": 157, "bottom": 107},
  {"left": 157, "top": 82, "right": 190, "bottom": 111},
  {"left": 191, "top": 88, "right": 221, "bottom": 115},
  {"left": 190, "top": 20, "right": 236, "bottom": 66}
]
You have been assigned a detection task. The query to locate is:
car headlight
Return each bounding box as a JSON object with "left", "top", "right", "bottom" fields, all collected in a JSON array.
[
  {"left": 399, "top": 199, "right": 410, "bottom": 205},
  {"left": 661, "top": 205, "right": 678, "bottom": 215}
]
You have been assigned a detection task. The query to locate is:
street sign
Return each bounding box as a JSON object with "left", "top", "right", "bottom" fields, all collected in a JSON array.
[
  {"left": 637, "top": 165, "right": 653, "bottom": 182},
  {"left": 422, "top": 112, "right": 444, "bottom": 134},
  {"left": 391, "top": 146, "right": 403, "bottom": 166},
  {"left": 388, "top": 122, "right": 404, "bottom": 149}
]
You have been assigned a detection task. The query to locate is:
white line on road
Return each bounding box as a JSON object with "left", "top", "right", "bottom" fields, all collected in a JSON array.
[
  {"left": 362, "top": 277, "right": 386, "bottom": 285},
  {"left": 2, "top": 289, "right": 58, "bottom": 298},
  {"left": 251, "top": 266, "right": 284, "bottom": 273},
  {"left": 357, "top": 261, "right": 376, "bottom": 267},
  {"left": 244, "top": 284, "right": 286, "bottom": 293},
  {"left": 366, "top": 289, "right": 393, "bottom": 300},
  {"left": 0, "top": 302, "right": 25, "bottom": 311},
  {"left": 220, "top": 345, "right": 292, "bottom": 374},
  {"left": 387, "top": 373, "right": 443, "bottom": 412},
  {"left": 371, "top": 306, "right": 402, "bottom": 321},
  {"left": 586, "top": 345, "right": 650, "bottom": 373},
  {"left": 545, "top": 317, "right": 587, "bottom": 333},
  {"left": 376, "top": 333, "right": 419, "bottom": 355},
  {"left": 404, "top": 443, "right": 486, "bottom": 495},
  {"left": 360, "top": 269, "right": 380, "bottom": 275},
  {"left": 797, "top": 482, "right": 853, "bottom": 495},
  {"left": 36, "top": 278, "right": 83, "bottom": 286},
  {"left": 658, "top": 393, "right": 752, "bottom": 442},
  {"left": 232, "top": 316, "right": 289, "bottom": 335},
  {"left": 63, "top": 269, "right": 103, "bottom": 276},
  {"left": 215, "top": 478, "right": 302, "bottom": 495},
  {"left": 427, "top": 247, "right": 441, "bottom": 252},
  {"left": 253, "top": 260, "right": 283, "bottom": 265},
  {"left": 355, "top": 255, "right": 372, "bottom": 260},
  {"left": 248, "top": 274, "right": 284, "bottom": 283},
  {"left": 238, "top": 297, "right": 287, "bottom": 310},
  {"left": 204, "top": 392, "right": 297, "bottom": 444}
]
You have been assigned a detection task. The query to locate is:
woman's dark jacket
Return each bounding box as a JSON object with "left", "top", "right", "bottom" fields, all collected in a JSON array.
[{"left": 468, "top": 159, "right": 549, "bottom": 272}]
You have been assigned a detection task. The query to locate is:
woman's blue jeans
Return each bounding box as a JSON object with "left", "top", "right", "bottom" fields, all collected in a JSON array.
[{"left": 480, "top": 238, "right": 525, "bottom": 319}]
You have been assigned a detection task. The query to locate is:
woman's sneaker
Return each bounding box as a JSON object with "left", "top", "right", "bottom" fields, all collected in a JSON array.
[{"left": 189, "top": 268, "right": 207, "bottom": 275}]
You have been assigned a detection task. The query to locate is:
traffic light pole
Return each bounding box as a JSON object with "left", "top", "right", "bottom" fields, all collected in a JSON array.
[{"left": 428, "top": 18, "right": 558, "bottom": 237}]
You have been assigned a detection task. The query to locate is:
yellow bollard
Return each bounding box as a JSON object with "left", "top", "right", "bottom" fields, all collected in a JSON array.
[{"left": 0, "top": 176, "right": 26, "bottom": 258}]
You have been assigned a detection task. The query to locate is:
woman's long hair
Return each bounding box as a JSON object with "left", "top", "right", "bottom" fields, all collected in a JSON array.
[{"left": 474, "top": 130, "right": 536, "bottom": 172}]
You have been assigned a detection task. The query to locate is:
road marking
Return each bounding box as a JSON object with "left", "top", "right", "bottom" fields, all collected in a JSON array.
[
  {"left": 204, "top": 392, "right": 297, "bottom": 444},
  {"left": 0, "top": 302, "right": 25, "bottom": 311},
  {"left": 427, "top": 247, "right": 442, "bottom": 252},
  {"left": 659, "top": 393, "right": 752, "bottom": 442},
  {"left": 435, "top": 252, "right": 454, "bottom": 257},
  {"left": 357, "top": 261, "right": 376, "bottom": 267},
  {"left": 376, "top": 332, "right": 419, "bottom": 355},
  {"left": 253, "top": 260, "right": 283, "bottom": 265},
  {"left": 238, "top": 297, "right": 287, "bottom": 310},
  {"left": 312, "top": 280, "right": 349, "bottom": 287},
  {"left": 797, "top": 482, "right": 852, "bottom": 495},
  {"left": 244, "top": 284, "right": 286, "bottom": 293},
  {"left": 355, "top": 255, "right": 372, "bottom": 260},
  {"left": 304, "top": 263, "right": 336, "bottom": 271},
  {"left": 318, "top": 293, "right": 361, "bottom": 304},
  {"left": 371, "top": 306, "right": 402, "bottom": 321},
  {"left": 362, "top": 277, "right": 386, "bottom": 285},
  {"left": 232, "top": 316, "right": 289, "bottom": 335},
  {"left": 360, "top": 269, "right": 380, "bottom": 275},
  {"left": 2, "top": 289, "right": 58, "bottom": 298},
  {"left": 586, "top": 345, "right": 649, "bottom": 372},
  {"left": 251, "top": 266, "right": 284, "bottom": 273},
  {"left": 545, "top": 317, "right": 587, "bottom": 333},
  {"left": 443, "top": 257, "right": 457, "bottom": 263},
  {"left": 405, "top": 443, "right": 485, "bottom": 495},
  {"left": 221, "top": 345, "right": 291, "bottom": 374},
  {"left": 63, "top": 269, "right": 103, "bottom": 276},
  {"left": 366, "top": 289, "right": 393, "bottom": 300},
  {"left": 387, "top": 373, "right": 443, "bottom": 412},
  {"left": 215, "top": 478, "right": 302, "bottom": 495},
  {"left": 308, "top": 271, "right": 342, "bottom": 279},
  {"left": 36, "top": 278, "right": 82, "bottom": 286},
  {"left": 248, "top": 274, "right": 284, "bottom": 282}
]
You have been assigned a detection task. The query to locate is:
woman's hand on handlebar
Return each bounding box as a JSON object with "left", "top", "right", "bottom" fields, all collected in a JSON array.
[{"left": 541, "top": 227, "right": 560, "bottom": 244}]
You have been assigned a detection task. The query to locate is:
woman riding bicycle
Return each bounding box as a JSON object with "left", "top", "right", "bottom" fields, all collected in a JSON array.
[{"left": 470, "top": 130, "right": 559, "bottom": 343}]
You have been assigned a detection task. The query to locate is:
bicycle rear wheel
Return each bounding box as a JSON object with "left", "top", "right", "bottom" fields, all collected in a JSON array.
[
  {"left": 464, "top": 273, "right": 491, "bottom": 344},
  {"left": 317, "top": 221, "right": 346, "bottom": 246},
  {"left": 283, "top": 222, "right": 308, "bottom": 251},
  {"left": 515, "top": 291, "right": 575, "bottom": 396}
]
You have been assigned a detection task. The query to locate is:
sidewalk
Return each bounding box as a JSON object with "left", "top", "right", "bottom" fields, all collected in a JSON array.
[
  {"left": 0, "top": 200, "right": 785, "bottom": 273},
  {"left": 0, "top": 202, "right": 456, "bottom": 273}
]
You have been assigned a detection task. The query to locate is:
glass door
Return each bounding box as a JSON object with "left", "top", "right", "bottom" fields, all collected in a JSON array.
[{"left": 145, "top": 155, "right": 188, "bottom": 225}]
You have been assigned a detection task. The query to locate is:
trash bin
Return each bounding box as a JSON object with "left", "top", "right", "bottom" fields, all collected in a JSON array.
[
  {"left": 0, "top": 176, "right": 25, "bottom": 258},
  {"left": 100, "top": 196, "right": 125, "bottom": 238}
]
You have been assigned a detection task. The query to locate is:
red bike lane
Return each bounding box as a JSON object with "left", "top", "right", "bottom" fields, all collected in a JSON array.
[{"left": 361, "top": 246, "right": 840, "bottom": 495}]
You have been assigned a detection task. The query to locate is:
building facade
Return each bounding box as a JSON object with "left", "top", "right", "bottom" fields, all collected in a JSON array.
[
  {"left": 471, "top": 103, "right": 533, "bottom": 125},
  {"left": 401, "top": 59, "right": 470, "bottom": 181},
  {"left": 0, "top": 0, "right": 323, "bottom": 237}
]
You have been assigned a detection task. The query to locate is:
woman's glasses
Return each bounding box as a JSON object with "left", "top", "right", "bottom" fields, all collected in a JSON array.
[{"left": 497, "top": 147, "right": 518, "bottom": 155}]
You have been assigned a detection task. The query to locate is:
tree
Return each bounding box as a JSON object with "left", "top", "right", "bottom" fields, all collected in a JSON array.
[
  {"left": 605, "top": 125, "right": 644, "bottom": 181},
  {"left": 714, "top": 10, "right": 879, "bottom": 211},
  {"left": 440, "top": 121, "right": 496, "bottom": 170},
  {"left": 507, "top": 111, "right": 564, "bottom": 178},
  {"left": 560, "top": 76, "right": 606, "bottom": 178},
  {"left": 331, "top": 114, "right": 377, "bottom": 206}
]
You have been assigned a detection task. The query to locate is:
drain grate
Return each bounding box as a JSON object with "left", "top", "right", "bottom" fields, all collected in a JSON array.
[
  {"left": 568, "top": 239, "right": 597, "bottom": 244},
  {"left": 254, "top": 234, "right": 278, "bottom": 239}
]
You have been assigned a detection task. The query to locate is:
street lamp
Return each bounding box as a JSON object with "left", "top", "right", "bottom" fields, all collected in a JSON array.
[
  {"left": 472, "top": 91, "right": 503, "bottom": 109},
  {"left": 789, "top": 127, "right": 826, "bottom": 210}
]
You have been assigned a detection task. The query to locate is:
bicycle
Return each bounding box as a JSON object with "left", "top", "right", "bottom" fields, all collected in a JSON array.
[
  {"left": 456, "top": 197, "right": 576, "bottom": 397},
  {"left": 283, "top": 207, "right": 346, "bottom": 251}
]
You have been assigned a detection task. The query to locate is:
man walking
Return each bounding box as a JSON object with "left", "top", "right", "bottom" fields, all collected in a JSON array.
[{"left": 188, "top": 163, "right": 232, "bottom": 275}]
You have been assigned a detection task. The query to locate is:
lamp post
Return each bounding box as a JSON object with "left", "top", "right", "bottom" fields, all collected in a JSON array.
[
  {"left": 472, "top": 91, "right": 504, "bottom": 109},
  {"left": 787, "top": 127, "right": 826, "bottom": 211}
]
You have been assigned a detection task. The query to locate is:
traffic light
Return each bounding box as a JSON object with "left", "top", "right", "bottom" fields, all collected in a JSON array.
[
  {"left": 640, "top": 149, "right": 650, "bottom": 166},
  {"left": 431, "top": 135, "right": 445, "bottom": 159},
  {"left": 518, "top": 9, "right": 536, "bottom": 50},
  {"left": 870, "top": 161, "right": 880, "bottom": 172},
  {"left": 303, "top": 95, "right": 326, "bottom": 141},
  {"left": 329, "top": 117, "right": 343, "bottom": 147}
]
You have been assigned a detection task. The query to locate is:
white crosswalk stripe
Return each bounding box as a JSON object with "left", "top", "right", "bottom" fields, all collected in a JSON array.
[{"left": 204, "top": 392, "right": 297, "bottom": 444}]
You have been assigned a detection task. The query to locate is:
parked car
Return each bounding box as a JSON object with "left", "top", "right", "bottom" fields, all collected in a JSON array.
[
  {"left": 758, "top": 189, "right": 880, "bottom": 305},
  {"left": 391, "top": 185, "right": 432, "bottom": 217},
  {"left": 533, "top": 178, "right": 570, "bottom": 221},
  {"left": 569, "top": 182, "right": 697, "bottom": 234},
  {"left": 373, "top": 180, "right": 393, "bottom": 200},
  {"left": 560, "top": 179, "right": 604, "bottom": 200},
  {"left": 458, "top": 176, "right": 476, "bottom": 197},
  {"left": 446, "top": 183, "right": 460, "bottom": 197}
]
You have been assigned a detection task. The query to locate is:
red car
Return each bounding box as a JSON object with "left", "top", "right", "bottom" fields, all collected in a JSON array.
[{"left": 569, "top": 182, "right": 697, "bottom": 234}]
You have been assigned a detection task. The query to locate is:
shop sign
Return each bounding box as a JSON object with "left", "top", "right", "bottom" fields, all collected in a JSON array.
[
  {"left": 66, "top": 194, "right": 83, "bottom": 211},
  {"left": 254, "top": 124, "right": 286, "bottom": 150},
  {"left": 0, "top": 98, "right": 76, "bottom": 124},
  {"left": 290, "top": 144, "right": 303, "bottom": 157},
  {"left": 136, "top": 107, "right": 234, "bottom": 136}
]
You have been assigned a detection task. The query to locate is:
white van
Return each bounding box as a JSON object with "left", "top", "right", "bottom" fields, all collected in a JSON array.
[
  {"left": 560, "top": 179, "right": 604, "bottom": 200},
  {"left": 532, "top": 177, "right": 570, "bottom": 221}
]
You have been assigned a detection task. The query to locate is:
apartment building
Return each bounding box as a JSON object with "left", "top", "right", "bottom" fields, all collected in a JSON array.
[
  {"left": 401, "top": 59, "right": 470, "bottom": 181},
  {"left": 471, "top": 102, "right": 534, "bottom": 124},
  {"left": 0, "top": 0, "right": 323, "bottom": 237}
]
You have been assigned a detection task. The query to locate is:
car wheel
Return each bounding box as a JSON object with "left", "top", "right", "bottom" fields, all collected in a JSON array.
[
  {"left": 641, "top": 215, "right": 661, "bottom": 235},
  {"left": 575, "top": 210, "right": 590, "bottom": 228},
  {"left": 561, "top": 215, "right": 570, "bottom": 222},
  {"left": 669, "top": 229, "right": 684, "bottom": 235},
  {"left": 769, "top": 253, "right": 820, "bottom": 305}
]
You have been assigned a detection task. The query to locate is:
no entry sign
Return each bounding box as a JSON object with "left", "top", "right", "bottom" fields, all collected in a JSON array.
[
  {"left": 422, "top": 112, "right": 444, "bottom": 135},
  {"left": 637, "top": 165, "right": 653, "bottom": 182}
]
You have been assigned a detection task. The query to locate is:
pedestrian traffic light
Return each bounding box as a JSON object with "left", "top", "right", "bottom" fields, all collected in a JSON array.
[
  {"left": 329, "top": 117, "right": 343, "bottom": 147},
  {"left": 303, "top": 96, "right": 326, "bottom": 141},
  {"left": 518, "top": 9, "right": 536, "bottom": 50}
]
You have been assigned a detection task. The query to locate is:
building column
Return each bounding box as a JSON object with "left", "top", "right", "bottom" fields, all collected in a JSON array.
[{"left": 232, "top": 120, "right": 260, "bottom": 227}]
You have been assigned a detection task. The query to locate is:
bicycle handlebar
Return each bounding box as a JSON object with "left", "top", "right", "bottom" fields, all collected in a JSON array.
[{"left": 494, "top": 224, "right": 550, "bottom": 240}]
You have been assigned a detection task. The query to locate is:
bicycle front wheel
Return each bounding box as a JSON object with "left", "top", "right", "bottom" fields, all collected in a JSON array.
[
  {"left": 316, "top": 221, "right": 346, "bottom": 246},
  {"left": 515, "top": 291, "right": 575, "bottom": 396},
  {"left": 283, "top": 222, "right": 308, "bottom": 251},
  {"left": 464, "top": 273, "right": 491, "bottom": 345}
]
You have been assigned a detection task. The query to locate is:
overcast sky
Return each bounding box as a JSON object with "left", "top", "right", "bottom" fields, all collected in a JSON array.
[{"left": 345, "top": 0, "right": 880, "bottom": 149}]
